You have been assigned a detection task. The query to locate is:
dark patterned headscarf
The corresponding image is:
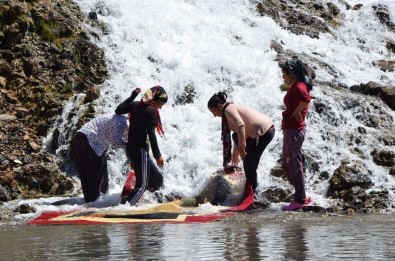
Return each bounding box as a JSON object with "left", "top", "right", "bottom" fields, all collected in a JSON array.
[
  {"left": 142, "top": 86, "right": 168, "bottom": 103},
  {"left": 282, "top": 60, "right": 313, "bottom": 91}
]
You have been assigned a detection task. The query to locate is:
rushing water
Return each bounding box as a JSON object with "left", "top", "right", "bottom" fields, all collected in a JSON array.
[
  {"left": 1, "top": 0, "right": 395, "bottom": 259},
  {"left": 55, "top": 0, "right": 394, "bottom": 206},
  {"left": 1, "top": 212, "right": 395, "bottom": 260}
]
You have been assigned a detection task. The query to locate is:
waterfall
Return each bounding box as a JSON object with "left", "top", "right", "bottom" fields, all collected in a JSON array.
[{"left": 49, "top": 0, "right": 394, "bottom": 207}]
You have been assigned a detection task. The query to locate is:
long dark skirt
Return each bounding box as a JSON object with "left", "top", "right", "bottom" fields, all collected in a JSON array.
[{"left": 71, "top": 132, "right": 109, "bottom": 202}]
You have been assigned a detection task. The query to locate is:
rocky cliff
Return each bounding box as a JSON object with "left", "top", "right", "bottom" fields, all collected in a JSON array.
[{"left": 0, "top": 0, "right": 107, "bottom": 202}]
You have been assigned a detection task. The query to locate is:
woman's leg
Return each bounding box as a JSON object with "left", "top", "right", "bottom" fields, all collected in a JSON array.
[
  {"left": 99, "top": 152, "right": 109, "bottom": 194},
  {"left": 126, "top": 148, "right": 149, "bottom": 205},
  {"left": 71, "top": 132, "right": 103, "bottom": 202},
  {"left": 147, "top": 157, "right": 164, "bottom": 191},
  {"left": 243, "top": 128, "right": 275, "bottom": 192},
  {"left": 283, "top": 129, "right": 306, "bottom": 203}
]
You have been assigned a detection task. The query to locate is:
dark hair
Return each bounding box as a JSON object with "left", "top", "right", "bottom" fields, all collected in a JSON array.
[
  {"left": 207, "top": 92, "right": 227, "bottom": 108},
  {"left": 282, "top": 60, "right": 313, "bottom": 91}
]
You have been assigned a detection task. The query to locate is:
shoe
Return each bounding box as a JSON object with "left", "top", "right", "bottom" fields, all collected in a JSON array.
[
  {"left": 282, "top": 197, "right": 312, "bottom": 211},
  {"left": 282, "top": 201, "right": 303, "bottom": 211}
]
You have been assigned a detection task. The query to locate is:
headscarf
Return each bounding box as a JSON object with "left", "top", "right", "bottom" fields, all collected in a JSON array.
[
  {"left": 142, "top": 85, "right": 168, "bottom": 103},
  {"left": 282, "top": 60, "right": 313, "bottom": 90},
  {"left": 140, "top": 86, "right": 168, "bottom": 137}
]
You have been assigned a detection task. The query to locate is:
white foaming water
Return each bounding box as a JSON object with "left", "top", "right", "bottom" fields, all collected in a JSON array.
[{"left": 10, "top": 0, "right": 395, "bottom": 217}]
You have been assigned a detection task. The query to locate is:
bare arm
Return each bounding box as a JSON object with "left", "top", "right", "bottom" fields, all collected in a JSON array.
[{"left": 225, "top": 105, "right": 247, "bottom": 158}]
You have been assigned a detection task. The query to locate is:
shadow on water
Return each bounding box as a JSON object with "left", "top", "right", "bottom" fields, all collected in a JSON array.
[{"left": 1, "top": 211, "right": 395, "bottom": 260}]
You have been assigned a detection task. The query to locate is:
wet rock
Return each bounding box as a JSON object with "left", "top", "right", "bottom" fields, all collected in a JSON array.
[
  {"left": 350, "top": 82, "right": 395, "bottom": 110},
  {"left": 174, "top": 83, "right": 196, "bottom": 106},
  {"left": 370, "top": 149, "right": 395, "bottom": 167},
  {"left": 270, "top": 165, "right": 288, "bottom": 181},
  {"left": 83, "top": 85, "right": 101, "bottom": 104},
  {"left": 13, "top": 163, "right": 74, "bottom": 197},
  {"left": 0, "top": 185, "right": 11, "bottom": 201},
  {"left": 363, "top": 190, "right": 389, "bottom": 210},
  {"left": 351, "top": 81, "right": 383, "bottom": 96},
  {"left": 387, "top": 41, "right": 395, "bottom": 54},
  {"left": 319, "top": 171, "right": 330, "bottom": 180},
  {"left": 88, "top": 12, "right": 98, "bottom": 20},
  {"left": 303, "top": 205, "right": 326, "bottom": 213},
  {"left": 343, "top": 186, "right": 367, "bottom": 203},
  {"left": 327, "top": 161, "right": 373, "bottom": 198},
  {"left": 49, "top": 128, "right": 60, "bottom": 152},
  {"left": 352, "top": 4, "right": 363, "bottom": 11},
  {"left": 381, "top": 87, "right": 395, "bottom": 110},
  {"left": 256, "top": 0, "right": 340, "bottom": 39},
  {"left": 260, "top": 187, "right": 292, "bottom": 203},
  {"left": 13, "top": 203, "right": 36, "bottom": 214},
  {"left": 372, "top": 60, "right": 395, "bottom": 72},
  {"left": 372, "top": 4, "right": 395, "bottom": 32}
]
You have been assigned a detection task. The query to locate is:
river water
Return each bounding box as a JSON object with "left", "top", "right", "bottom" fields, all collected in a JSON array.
[{"left": 1, "top": 211, "right": 394, "bottom": 260}]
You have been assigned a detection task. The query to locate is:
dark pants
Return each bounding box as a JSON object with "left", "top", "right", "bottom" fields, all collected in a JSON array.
[
  {"left": 282, "top": 128, "right": 306, "bottom": 203},
  {"left": 234, "top": 126, "right": 275, "bottom": 192},
  {"left": 71, "top": 132, "right": 109, "bottom": 203},
  {"left": 125, "top": 148, "right": 163, "bottom": 205}
]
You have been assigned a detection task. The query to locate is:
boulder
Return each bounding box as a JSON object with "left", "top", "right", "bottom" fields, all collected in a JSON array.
[{"left": 327, "top": 161, "right": 373, "bottom": 198}]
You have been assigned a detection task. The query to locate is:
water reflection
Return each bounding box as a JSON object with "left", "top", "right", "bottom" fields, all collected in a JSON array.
[
  {"left": 59, "top": 226, "right": 111, "bottom": 260},
  {"left": 222, "top": 225, "right": 261, "bottom": 260},
  {"left": 282, "top": 223, "right": 308, "bottom": 261},
  {"left": 1, "top": 213, "right": 395, "bottom": 260}
]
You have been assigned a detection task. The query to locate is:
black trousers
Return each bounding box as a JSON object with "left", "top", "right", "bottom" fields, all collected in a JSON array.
[
  {"left": 125, "top": 147, "right": 163, "bottom": 205},
  {"left": 71, "top": 132, "right": 109, "bottom": 202},
  {"left": 233, "top": 126, "right": 275, "bottom": 192}
]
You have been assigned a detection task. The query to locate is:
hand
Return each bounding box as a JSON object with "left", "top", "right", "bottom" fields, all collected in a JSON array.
[
  {"left": 293, "top": 112, "right": 302, "bottom": 123},
  {"left": 156, "top": 156, "right": 164, "bottom": 169},
  {"left": 238, "top": 144, "right": 247, "bottom": 158},
  {"left": 231, "top": 149, "right": 239, "bottom": 166}
]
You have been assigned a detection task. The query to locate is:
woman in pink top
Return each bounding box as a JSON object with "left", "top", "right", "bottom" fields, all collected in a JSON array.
[
  {"left": 208, "top": 92, "right": 275, "bottom": 194},
  {"left": 280, "top": 59, "right": 313, "bottom": 211}
]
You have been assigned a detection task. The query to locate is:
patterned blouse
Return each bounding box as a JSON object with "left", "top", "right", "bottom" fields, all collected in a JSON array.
[{"left": 78, "top": 114, "right": 128, "bottom": 156}]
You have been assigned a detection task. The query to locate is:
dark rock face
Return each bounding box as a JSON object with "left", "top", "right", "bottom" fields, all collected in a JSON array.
[
  {"left": 0, "top": 0, "right": 108, "bottom": 201},
  {"left": 371, "top": 149, "right": 395, "bottom": 167},
  {"left": 328, "top": 162, "right": 373, "bottom": 195},
  {"left": 256, "top": 0, "right": 341, "bottom": 39}
]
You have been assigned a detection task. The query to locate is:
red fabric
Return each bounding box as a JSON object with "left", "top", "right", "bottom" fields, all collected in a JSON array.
[
  {"left": 139, "top": 100, "right": 165, "bottom": 137},
  {"left": 282, "top": 82, "right": 311, "bottom": 130},
  {"left": 150, "top": 101, "right": 165, "bottom": 137}
]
